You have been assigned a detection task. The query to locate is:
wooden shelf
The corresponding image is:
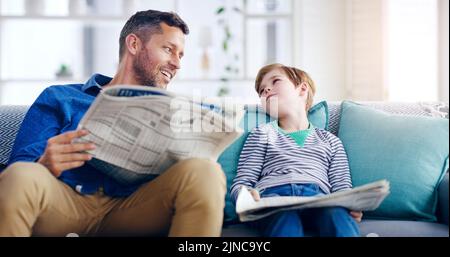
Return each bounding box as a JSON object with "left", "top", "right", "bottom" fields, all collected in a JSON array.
[
  {"left": 0, "top": 15, "right": 127, "bottom": 22},
  {"left": 246, "top": 13, "right": 292, "bottom": 19},
  {"left": 0, "top": 78, "right": 255, "bottom": 84},
  {"left": 0, "top": 78, "right": 86, "bottom": 83}
]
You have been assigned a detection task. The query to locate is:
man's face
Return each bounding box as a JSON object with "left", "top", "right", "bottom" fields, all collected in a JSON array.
[{"left": 133, "top": 22, "right": 185, "bottom": 89}]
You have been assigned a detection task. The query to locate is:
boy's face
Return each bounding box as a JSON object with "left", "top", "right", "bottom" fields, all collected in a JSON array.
[{"left": 258, "top": 69, "right": 305, "bottom": 118}]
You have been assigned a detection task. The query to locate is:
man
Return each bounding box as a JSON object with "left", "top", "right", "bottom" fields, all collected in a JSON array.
[{"left": 0, "top": 10, "right": 226, "bottom": 237}]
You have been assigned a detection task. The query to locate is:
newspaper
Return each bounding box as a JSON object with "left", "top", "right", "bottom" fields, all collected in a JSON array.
[
  {"left": 236, "top": 180, "right": 390, "bottom": 222},
  {"left": 75, "top": 85, "right": 244, "bottom": 185}
]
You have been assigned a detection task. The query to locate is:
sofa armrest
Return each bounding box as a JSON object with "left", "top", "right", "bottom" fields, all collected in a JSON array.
[{"left": 437, "top": 172, "right": 449, "bottom": 225}]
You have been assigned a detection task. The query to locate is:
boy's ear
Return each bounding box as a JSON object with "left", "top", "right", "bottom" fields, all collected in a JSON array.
[{"left": 297, "top": 82, "right": 309, "bottom": 96}]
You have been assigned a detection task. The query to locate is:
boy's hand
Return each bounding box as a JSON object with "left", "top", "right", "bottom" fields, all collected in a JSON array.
[
  {"left": 249, "top": 188, "right": 261, "bottom": 201},
  {"left": 350, "top": 211, "right": 363, "bottom": 222}
]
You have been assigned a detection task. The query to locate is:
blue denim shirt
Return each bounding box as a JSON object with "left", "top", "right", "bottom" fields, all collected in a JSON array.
[{"left": 7, "top": 74, "right": 142, "bottom": 197}]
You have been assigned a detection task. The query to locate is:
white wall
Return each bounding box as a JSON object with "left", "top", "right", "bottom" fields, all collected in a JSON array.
[
  {"left": 387, "top": 0, "right": 438, "bottom": 102},
  {"left": 295, "top": 0, "right": 347, "bottom": 102},
  {"left": 347, "top": 0, "right": 385, "bottom": 101},
  {"left": 296, "top": 0, "right": 444, "bottom": 103},
  {"left": 1, "top": 0, "right": 445, "bottom": 105},
  {"left": 439, "top": 0, "right": 449, "bottom": 102}
]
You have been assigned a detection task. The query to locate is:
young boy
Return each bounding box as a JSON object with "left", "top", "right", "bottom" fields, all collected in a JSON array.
[{"left": 230, "top": 63, "right": 362, "bottom": 237}]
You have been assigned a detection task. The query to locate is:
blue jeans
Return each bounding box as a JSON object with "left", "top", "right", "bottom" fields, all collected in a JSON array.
[{"left": 250, "top": 183, "right": 360, "bottom": 237}]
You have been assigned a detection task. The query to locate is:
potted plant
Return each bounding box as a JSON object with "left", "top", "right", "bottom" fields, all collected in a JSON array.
[{"left": 215, "top": 3, "right": 242, "bottom": 97}]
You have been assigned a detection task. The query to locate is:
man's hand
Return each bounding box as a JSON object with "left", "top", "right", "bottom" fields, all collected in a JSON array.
[
  {"left": 350, "top": 211, "right": 363, "bottom": 222},
  {"left": 249, "top": 188, "right": 261, "bottom": 201},
  {"left": 37, "top": 129, "right": 96, "bottom": 177}
]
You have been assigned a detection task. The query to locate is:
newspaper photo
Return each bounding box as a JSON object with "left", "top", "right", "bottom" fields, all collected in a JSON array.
[
  {"left": 236, "top": 180, "right": 390, "bottom": 222},
  {"left": 75, "top": 85, "right": 245, "bottom": 185}
]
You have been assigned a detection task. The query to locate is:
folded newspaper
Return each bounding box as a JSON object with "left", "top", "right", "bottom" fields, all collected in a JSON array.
[
  {"left": 75, "top": 85, "right": 244, "bottom": 185},
  {"left": 236, "top": 180, "right": 390, "bottom": 222}
]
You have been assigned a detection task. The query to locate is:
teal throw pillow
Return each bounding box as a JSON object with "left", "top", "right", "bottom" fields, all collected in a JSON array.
[{"left": 338, "top": 101, "right": 449, "bottom": 221}]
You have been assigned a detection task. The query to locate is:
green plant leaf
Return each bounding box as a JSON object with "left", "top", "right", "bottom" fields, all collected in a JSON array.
[
  {"left": 223, "top": 40, "right": 228, "bottom": 51},
  {"left": 225, "top": 26, "right": 232, "bottom": 39},
  {"left": 216, "top": 7, "right": 225, "bottom": 15},
  {"left": 217, "top": 86, "right": 230, "bottom": 97}
]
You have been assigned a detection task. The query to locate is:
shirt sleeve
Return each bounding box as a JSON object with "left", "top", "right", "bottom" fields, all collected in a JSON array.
[
  {"left": 7, "top": 86, "right": 64, "bottom": 165},
  {"left": 230, "top": 125, "right": 268, "bottom": 204},
  {"left": 327, "top": 133, "right": 353, "bottom": 192}
]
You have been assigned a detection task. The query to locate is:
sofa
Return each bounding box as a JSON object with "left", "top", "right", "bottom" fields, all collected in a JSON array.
[{"left": 0, "top": 102, "right": 448, "bottom": 237}]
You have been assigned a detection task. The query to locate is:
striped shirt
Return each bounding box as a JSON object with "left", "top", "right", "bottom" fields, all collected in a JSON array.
[{"left": 230, "top": 121, "right": 352, "bottom": 204}]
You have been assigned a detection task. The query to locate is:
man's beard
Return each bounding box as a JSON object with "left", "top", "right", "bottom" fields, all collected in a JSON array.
[{"left": 132, "top": 47, "right": 162, "bottom": 88}]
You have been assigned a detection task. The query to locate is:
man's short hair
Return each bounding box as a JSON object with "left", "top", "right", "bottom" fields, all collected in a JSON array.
[{"left": 119, "top": 10, "right": 189, "bottom": 61}]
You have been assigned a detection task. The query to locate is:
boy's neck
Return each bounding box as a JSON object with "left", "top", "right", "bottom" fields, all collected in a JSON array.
[{"left": 278, "top": 110, "right": 310, "bottom": 132}]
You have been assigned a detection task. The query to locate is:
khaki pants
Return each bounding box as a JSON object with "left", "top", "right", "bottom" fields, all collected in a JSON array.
[{"left": 0, "top": 159, "right": 226, "bottom": 237}]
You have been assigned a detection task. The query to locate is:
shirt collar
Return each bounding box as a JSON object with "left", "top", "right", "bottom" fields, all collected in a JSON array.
[
  {"left": 272, "top": 120, "right": 314, "bottom": 134},
  {"left": 81, "top": 73, "right": 113, "bottom": 95}
]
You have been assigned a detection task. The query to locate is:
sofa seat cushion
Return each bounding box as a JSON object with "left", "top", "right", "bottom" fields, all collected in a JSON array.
[
  {"left": 221, "top": 220, "right": 449, "bottom": 237},
  {"left": 359, "top": 220, "right": 449, "bottom": 237}
]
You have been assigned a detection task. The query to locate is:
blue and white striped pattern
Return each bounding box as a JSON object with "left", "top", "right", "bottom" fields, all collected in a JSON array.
[
  {"left": 0, "top": 106, "right": 29, "bottom": 166},
  {"left": 230, "top": 122, "right": 352, "bottom": 203}
]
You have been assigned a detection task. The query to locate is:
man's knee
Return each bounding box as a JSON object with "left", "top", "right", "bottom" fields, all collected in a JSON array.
[
  {"left": 175, "top": 158, "right": 226, "bottom": 188},
  {"left": 171, "top": 158, "right": 226, "bottom": 205},
  {"left": 0, "top": 162, "right": 54, "bottom": 191}
]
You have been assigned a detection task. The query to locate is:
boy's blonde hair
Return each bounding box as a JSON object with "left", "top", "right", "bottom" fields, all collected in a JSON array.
[{"left": 255, "top": 63, "right": 316, "bottom": 111}]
